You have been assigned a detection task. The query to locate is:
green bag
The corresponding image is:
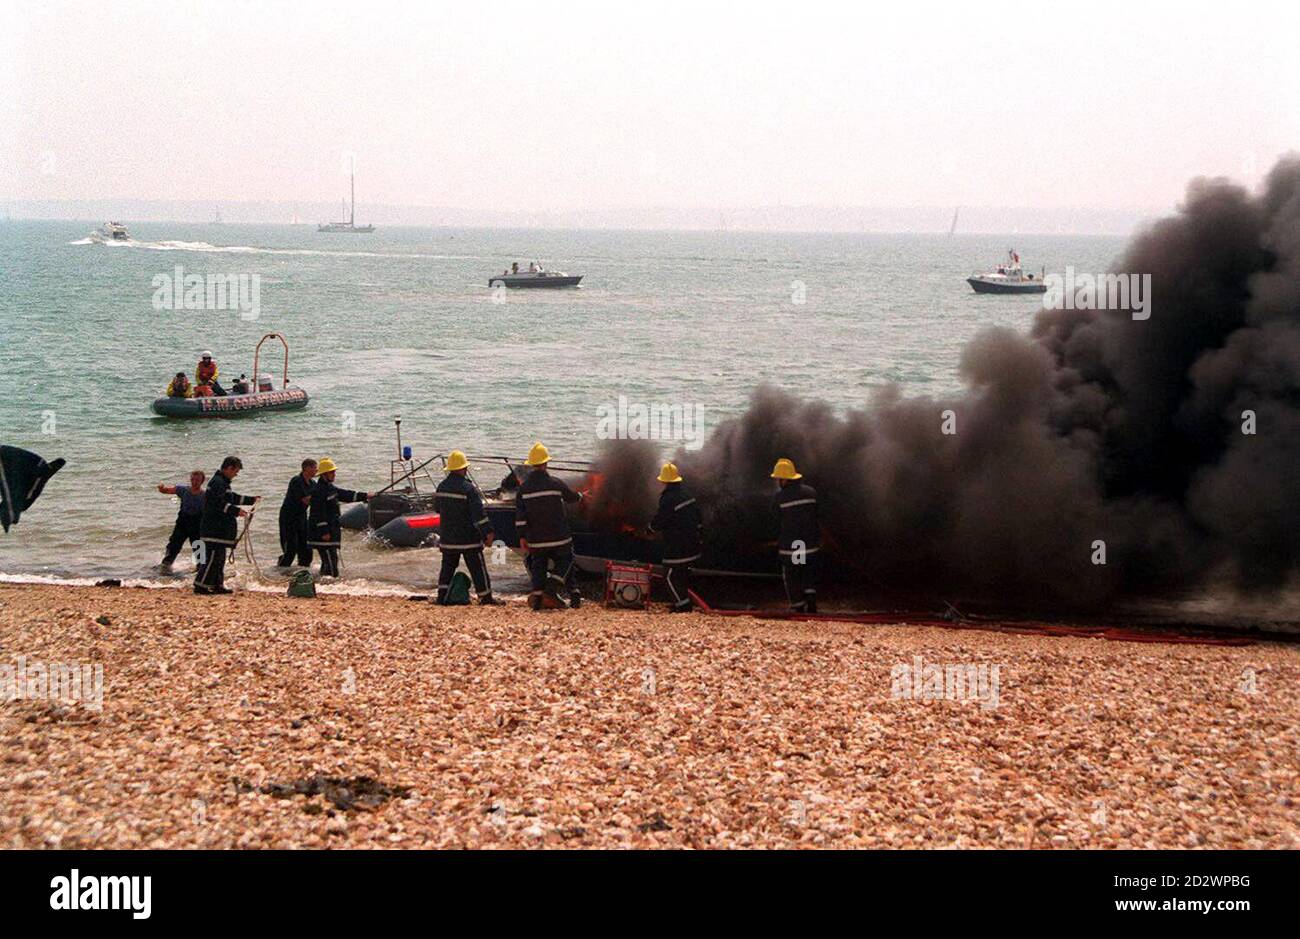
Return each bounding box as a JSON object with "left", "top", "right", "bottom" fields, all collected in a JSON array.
[
  {"left": 287, "top": 569, "right": 317, "bottom": 598},
  {"left": 445, "top": 571, "right": 472, "bottom": 605}
]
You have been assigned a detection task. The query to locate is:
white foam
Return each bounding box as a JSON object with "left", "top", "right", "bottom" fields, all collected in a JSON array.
[{"left": 68, "top": 236, "right": 486, "bottom": 261}]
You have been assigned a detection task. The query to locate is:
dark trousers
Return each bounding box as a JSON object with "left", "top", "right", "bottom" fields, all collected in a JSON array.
[
  {"left": 194, "top": 540, "right": 229, "bottom": 590},
  {"left": 278, "top": 513, "right": 311, "bottom": 567},
  {"left": 527, "top": 545, "right": 576, "bottom": 599},
  {"left": 663, "top": 562, "right": 693, "bottom": 611},
  {"left": 316, "top": 544, "right": 341, "bottom": 578},
  {"left": 163, "top": 512, "right": 202, "bottom": 566},
  {"left": 781, "top": 553, "right": 819, "bottom": 613},
  {"left": 436, "top": 547, "right": 490, "bottom": 603}
]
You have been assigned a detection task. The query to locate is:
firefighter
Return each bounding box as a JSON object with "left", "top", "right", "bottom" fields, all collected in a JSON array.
[
  {"left": 195, "top": 456, "right": 258, "bottom": 594},
  {"left": 157, "top": 470, "right": 206, "bottom": 571},
  {"left": 308, "top": 458, "right": 370, "bottom": 578},
  {"left": 772, "top": 457, "right": 820, "bottom": 613},
  {"left": 276, "top": 458, "right": 317, "bottom": 568},
  {"left": 648, "top": 462, "right": 702, "bottom": 612},
  {"left": 433, "top": 450, "right": 503, "bottom": 605},
  {"left": 515, "top": 442, "right": 583, "bottom": 610}
]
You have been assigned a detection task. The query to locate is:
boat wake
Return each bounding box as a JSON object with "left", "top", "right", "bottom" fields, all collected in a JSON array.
[{"left": 69, "top": 237, "right": 487, "bottom": 261}]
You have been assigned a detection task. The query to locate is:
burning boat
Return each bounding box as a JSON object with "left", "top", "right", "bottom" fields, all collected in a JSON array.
[{"left": 344, "top": 421, "right": 781, "bottom": 579}]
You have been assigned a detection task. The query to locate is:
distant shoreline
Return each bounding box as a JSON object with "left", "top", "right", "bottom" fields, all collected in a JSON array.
[{"left": 0, "top": 206, "right": 1156, "bottom": 238}]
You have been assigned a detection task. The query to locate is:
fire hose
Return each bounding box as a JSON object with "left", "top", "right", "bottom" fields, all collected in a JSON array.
[{"left": 230, "top": 503, "right": 268, "bottom": 582}]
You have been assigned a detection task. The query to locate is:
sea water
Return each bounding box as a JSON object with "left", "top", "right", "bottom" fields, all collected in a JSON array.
[{"left": 0, "top": 220, "right": 1122, "bottom": 592}]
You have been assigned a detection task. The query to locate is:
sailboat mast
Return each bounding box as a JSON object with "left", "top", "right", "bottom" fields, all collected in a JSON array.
[{"left": 350, "top": 160, "right": 355, "bottom": 226}]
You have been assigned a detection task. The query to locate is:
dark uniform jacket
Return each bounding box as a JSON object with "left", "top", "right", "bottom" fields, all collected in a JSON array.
[
  {"left": 434, "top": 473, "right": 492, "bottom": 549},
  {"left": 515, "top": 469, "right": 582, "bottom": 548},
  {"left": 279, "top": 474, "right": 315, "bottom": 523},
  {"left": 0, "top": 446, "right": 65, "bottom": 533},
  {"left": 649, "top": 482, "right": 703, "bottom": 564},
  {"left": 309, "top": 479, "right": 367, "bottom": 544},
  {"left": 200, "top": 471, "right": 256, "bottom": 543},
  {"left": 775, "top": 481, "right": 820, "bottom": 556}
]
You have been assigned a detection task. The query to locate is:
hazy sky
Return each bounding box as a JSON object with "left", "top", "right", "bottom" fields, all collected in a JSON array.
[{"left": 2, "top": 0, "right": 1297, "bottom": 213}]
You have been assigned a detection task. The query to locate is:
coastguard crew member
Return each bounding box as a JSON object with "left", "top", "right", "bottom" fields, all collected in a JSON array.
[
  {"left": 308, "top": 458, "right": 370, "bottom": 578},
  {"left": 195, "top": 456, "right": 258, "bottom": 594},
  {"left": 433, "top": 450, "right": 503, "bottom": 605},
  {"left": 515, "top": 442, "right": 583, "bottom": 610},
  {"left": 771, "top": 458, "right": 820, "bottom": 613},
  {"left": 166, "top": 372, "right": 193, "bottom": 398},
  {"left": 157, "top": 470, "right": 206, "bottom": 571},
  {"left": 195, "top": 351, "right": 226, "bottom": 396},
  {"left": 648, "top": 462, "right": 702, "bottom": 613},
  {"left": 276, "top": 458, "right": 317, "bottom": 568}
]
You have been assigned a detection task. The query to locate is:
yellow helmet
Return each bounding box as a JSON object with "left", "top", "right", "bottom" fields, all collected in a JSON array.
[
  {"left": 657, "top": 462, "right": 683, "bottom": 484},
  {"left": 770, "top": 457, "right": 801, "bottom": 480},
  {"left": 317, "top": 457, "right": 338, "bottom": 474},
  {"left": 445, "top": 450, "right": 469, "bottom": 472},
  {"left": 524, "top": 442, "right": 550, "bottom": 466}
]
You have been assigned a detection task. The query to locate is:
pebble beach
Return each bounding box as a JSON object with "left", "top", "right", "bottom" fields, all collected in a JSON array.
[{"left": 1, "top": 583, "right": 1295, "bottom": 849}]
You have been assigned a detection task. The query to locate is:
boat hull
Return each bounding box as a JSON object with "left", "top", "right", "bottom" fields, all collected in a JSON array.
[
  {"left": 483, "top": 503, "right": 780, "bottom": 578},
  {"left": 374, "top": 512, "right": 441, "bottom": 548},
  {"left": 488, "top": 275, "right": 583, "bottom": 288},
  {"left": 967, "top": 277, "right": 1047, "bottom": 294},
  {"left": 151, "top": 387, "right": 309, "bottom": 418}
]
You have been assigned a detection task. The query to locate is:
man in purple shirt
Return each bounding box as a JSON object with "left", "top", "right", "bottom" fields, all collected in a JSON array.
[{"left": 157, "top": 470, "right": 206, "bottom": 571}]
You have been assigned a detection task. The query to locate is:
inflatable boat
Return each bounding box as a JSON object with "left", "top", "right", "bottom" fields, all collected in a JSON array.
[
  {"left": 151, "top": 333, "right": 310, "bottom": 419},
  {"left": 153, "top": 386, "right": 309, "bottom": 417}
]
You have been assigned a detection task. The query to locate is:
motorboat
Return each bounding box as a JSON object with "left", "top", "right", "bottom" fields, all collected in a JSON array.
[
  {"left": 92, "top": 221, "right": 130, "bottom": 242},
  {"left": 489, "top": 262, "right": 583, "bottom": 288},
  {"left": 967, "top": 249, "right": 1047, "bottom": 293}
]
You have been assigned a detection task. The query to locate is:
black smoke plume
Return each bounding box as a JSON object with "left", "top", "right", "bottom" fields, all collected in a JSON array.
[{"left": 597, "top": 158, "right": 1300, "bottom": 611}]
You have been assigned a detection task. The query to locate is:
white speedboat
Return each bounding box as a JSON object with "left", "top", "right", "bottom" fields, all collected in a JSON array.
[
  {"left": 967, "top": 250, "right": 1047, "bottom": 294},
  {"left": 92, "top": 221, "right": 131, "bottom": 242}
]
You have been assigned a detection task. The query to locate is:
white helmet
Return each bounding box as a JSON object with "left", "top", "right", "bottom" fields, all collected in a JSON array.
[{"left": 200, "top": 350, "right": 213, "bottom": 359}]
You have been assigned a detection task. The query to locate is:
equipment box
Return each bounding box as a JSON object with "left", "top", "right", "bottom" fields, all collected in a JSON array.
[{"left": 604, "top": 561, "right": 653, "bottom": 609}]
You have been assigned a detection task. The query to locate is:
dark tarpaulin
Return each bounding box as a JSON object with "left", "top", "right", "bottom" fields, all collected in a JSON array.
[{"left": 0, "top": 446, "right": 66, "bottom": 532}]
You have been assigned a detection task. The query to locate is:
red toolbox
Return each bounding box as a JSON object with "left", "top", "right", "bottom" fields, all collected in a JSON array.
[{"left": 604, "top": 561, "right": 653, "bottom": 609}]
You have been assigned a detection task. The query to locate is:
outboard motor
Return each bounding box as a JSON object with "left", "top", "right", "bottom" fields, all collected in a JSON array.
[{"left": 369, "top": 491, "right": 417, "bottom": 530}]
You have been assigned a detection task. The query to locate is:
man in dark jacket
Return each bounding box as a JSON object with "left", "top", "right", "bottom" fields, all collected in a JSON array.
[
  {"left": 771, "top": 457, "right": 820, "bottom": 613},
  {"left": 433, "top": 450, "right": 503, "bottom": 605},
  {"left": 308, "top": 458, "right": 370, "bottom": 578},
  {"left": 158, "top": 470, "right": 206, "bottom": 570},
  {"left": 195, "top": 456, "right": 258, "bottom": 594},
  {"left": 276, "top": 458, "right": 317, "bottom": 568},
  {"left": 515, "top": 442, "right": 583, "bottom": 610},
  {"left": 648, "top": 462, "right": 702, "bottom": 613}
]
